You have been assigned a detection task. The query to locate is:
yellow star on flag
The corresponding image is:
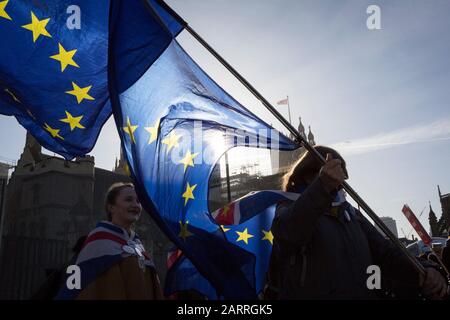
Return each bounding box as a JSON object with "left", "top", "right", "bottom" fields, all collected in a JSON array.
[
  {"left": 261, "top": 230, "right": 274, "bottom": 244},
  {"left": 60, "top": 111, "right": 85, "bottom": 131},
  {"left": 182, "top": 182, "right": 197, "bottom": 206},
  {"left": 236, "top": 228, "right": 254, "bottom": 245},
  {"left": 22, "top": 11, "right": 51, "bottom": 42},
  {"left": 0, "top": 0, "right": 12, "bottom": 20},
  {"left": 220, "top": 225, "right": 230, "bottom": 233},
  {"left": 43, "top": 123, "right": 64, "bottom": 140},
  {"left": 178, "top": 221, "right": 193, "bottom": 241},
  {"left": 162, "top": 130, "right": 181, "bottom": 153},
  {"left": 50, "top": 43, "right": 79, "bottom": 72},
  {"left": 179, "top": 150, "right": 199, "bottom": 172},
  {"left": 65, "top": 82, "right": 94, "bottom": 104},
  {"left": 144, "top": 118, "right": 160, "bottom": 144},
  {"left": 123, "top": 117, "right": 138, "bottom": 144}
]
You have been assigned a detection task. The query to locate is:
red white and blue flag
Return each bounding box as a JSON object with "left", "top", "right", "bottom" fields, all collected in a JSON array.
[
  {"left": 165, "top": 190, "right": 300, "bottom": 299},
  {"left": 211, "top": 190, "right": 299, "bottom": 226},
  {"left": 277, "top": 97, "right": 289, "bottom": 105},
  {"left": 56, "top": 221, "right": 154, "bottom": 299}
]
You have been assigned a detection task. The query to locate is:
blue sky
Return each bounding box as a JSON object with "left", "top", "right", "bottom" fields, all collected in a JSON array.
[{"left": 1, "top": 0, "right": 450, "bottom": 239}]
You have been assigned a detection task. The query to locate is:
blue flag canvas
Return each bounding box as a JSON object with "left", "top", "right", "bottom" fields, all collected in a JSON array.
[
  {"left": 1, "top": 0, "right": 298, "bottom": 299},
  {"left": 0, "top": 0, "right": 183, "bottom": 159},
  {"left": 111, "top": 31, "right": 297, "bottom": 296},
  {"left": 165, "top": 246, "right": 220, "bottom": 300},
  {"left": 0, "top": 0, "right": 110, "bottom": 158},
  {"left": 165, "top": 191, "right": 301, "bottom": 299}
]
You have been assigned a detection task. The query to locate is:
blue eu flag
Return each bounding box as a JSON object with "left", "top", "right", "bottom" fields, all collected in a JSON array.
[
  {"left": 110, "top": 2, "right": 297, "bottom": 297},
  {"left": 0, "top": 0, "right": 182, "bottom": 159},
  {"left": 165, "top": 190, "right": 299, "bottom": 299},
  {"left": 1, "top": 0, "right": 298, "bottom": 299}
]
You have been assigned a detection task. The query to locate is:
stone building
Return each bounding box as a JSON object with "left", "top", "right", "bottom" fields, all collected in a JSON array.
[
  {"left": 0, "top": 133, "right": 170, "bottom": 299},
  {"left": 271, "top": 117, "right": 315, "bottom": 174},
  {"left": 0, "top": 116, "right": 320, "bottom": 299},
  {"left": 208, "top": 117, "right": 317, "bottom": 211},
  {"left": 0, "top": 160, "right": 13, "bottom": 252},
  {"left": 429, "top": 185, "right": 450, "bottom": 237},
  {"left": 374, "top": 216, "right": 399, "bottom": 238}
]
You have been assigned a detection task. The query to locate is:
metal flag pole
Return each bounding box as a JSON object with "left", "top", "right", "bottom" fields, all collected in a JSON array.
[
  {"left": 224, "top": 151, "right": 232, "bottom": 203},
  {"left": 185, "top": 24, "right": 425, "bottom": 275},
  {"left": 287, "top": 95, "right": 292, "bottom": 125}
]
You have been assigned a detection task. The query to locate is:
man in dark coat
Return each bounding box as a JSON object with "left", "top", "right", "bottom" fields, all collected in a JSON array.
[
  {"left": 269, "top": 146, "right": 448, "bottom": 300},
  {"left": 442, "top": 232, "right": 450, "bottom": 275}
]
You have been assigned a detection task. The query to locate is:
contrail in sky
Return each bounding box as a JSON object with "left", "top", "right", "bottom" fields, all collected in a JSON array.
[{"left": 331, "top": 118, "right": 450, "bottom": 156}]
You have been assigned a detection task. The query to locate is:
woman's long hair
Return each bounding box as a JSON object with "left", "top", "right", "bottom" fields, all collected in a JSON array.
[{"left": 281, "top": 145, "right": 347, "bottom": 192}]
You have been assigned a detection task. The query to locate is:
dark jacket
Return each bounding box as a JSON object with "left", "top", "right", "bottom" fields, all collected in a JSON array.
[
  {"left": 270, "top": 178, "right": 421, "bottom": 299},
  {"left": 442, "top": 240, "right": 450, "bottom": 273}
]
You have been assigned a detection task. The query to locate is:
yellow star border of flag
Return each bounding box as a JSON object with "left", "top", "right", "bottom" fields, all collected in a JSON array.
[
  {"left": 66, "top": 82, "right": 94, "bottom": 104},
  {"left": 22, "top": 11, "right": 51, "bottom": 42},
  {"left": 261, "top": 229, "right": 274, "bottom": 244},
  {"left": 182, "top": 182, "right": 197, "bottom": 206},
  {"left": 162, "top": 130, "right": 181, "bottom": 153},
  {"left": 236, "top": 228, "right": 254, "bottom": 245},
  {"left": 179, "top": 150, "right": 199, "bottom": 172},
  {"left": 0, "top": 0, "right": 12, "bottom": 21},
  {"left": 178, "top": 221, "right": 193, "bottom": 241},
  {"left": 123, "top": 117, "right": 138, "bottom": 144},
  {"left": 50, "top": 43, "right": 79, "bottom": 72},
  {"left": 60, "top": 111, "right": 85, "bottom": 131},
  {"left": 3, "top": 3, "right": 97, "bottom": 146},
  {"left": 44, "top": 123, "right": 64, "bottom": 140},
  {"left": 145, "top": 118, "right": 160, "bottom": 144}
]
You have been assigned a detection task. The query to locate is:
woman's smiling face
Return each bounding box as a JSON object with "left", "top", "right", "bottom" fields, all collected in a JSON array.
[{"left": 109, "top": 186, "right": 142, "bottom": 226}]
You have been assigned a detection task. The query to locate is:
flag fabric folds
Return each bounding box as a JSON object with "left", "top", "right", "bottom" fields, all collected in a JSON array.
[
  {"left": 2, "top": 0, "right": 299, "bottom": 299},
  {"left": 165, "top": 246, "right": 219, "bottom": 299},
  {"left": 165, "top": 191, "right": 300, "bottom": 299},
  {"left": 0, "top": 0, "right": 184, "bottom": 159},
  {"left": 212, "top": 190, "right": 300, "bottom": 225},
  {"left": 111, "top": 36, "right": 297, "bottom": 298},
  {"left": 109, "top": 0, "right": 298, "bottom": 297},
  {"left": 0, "top": 0, "right": 110, "bottom": 159}
]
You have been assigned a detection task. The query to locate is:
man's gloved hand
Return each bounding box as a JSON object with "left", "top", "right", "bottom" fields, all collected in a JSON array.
[
  {"left": 319, "top": 153, "right": 347, "bottom": 193},
  {"left": 419, "top": 267, "right": 448, "bottom": 299}
]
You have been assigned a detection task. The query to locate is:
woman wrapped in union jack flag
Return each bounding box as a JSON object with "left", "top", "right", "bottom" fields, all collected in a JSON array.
[{"left": 56, "top": 182, "right": 163, "bottom": 300}]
